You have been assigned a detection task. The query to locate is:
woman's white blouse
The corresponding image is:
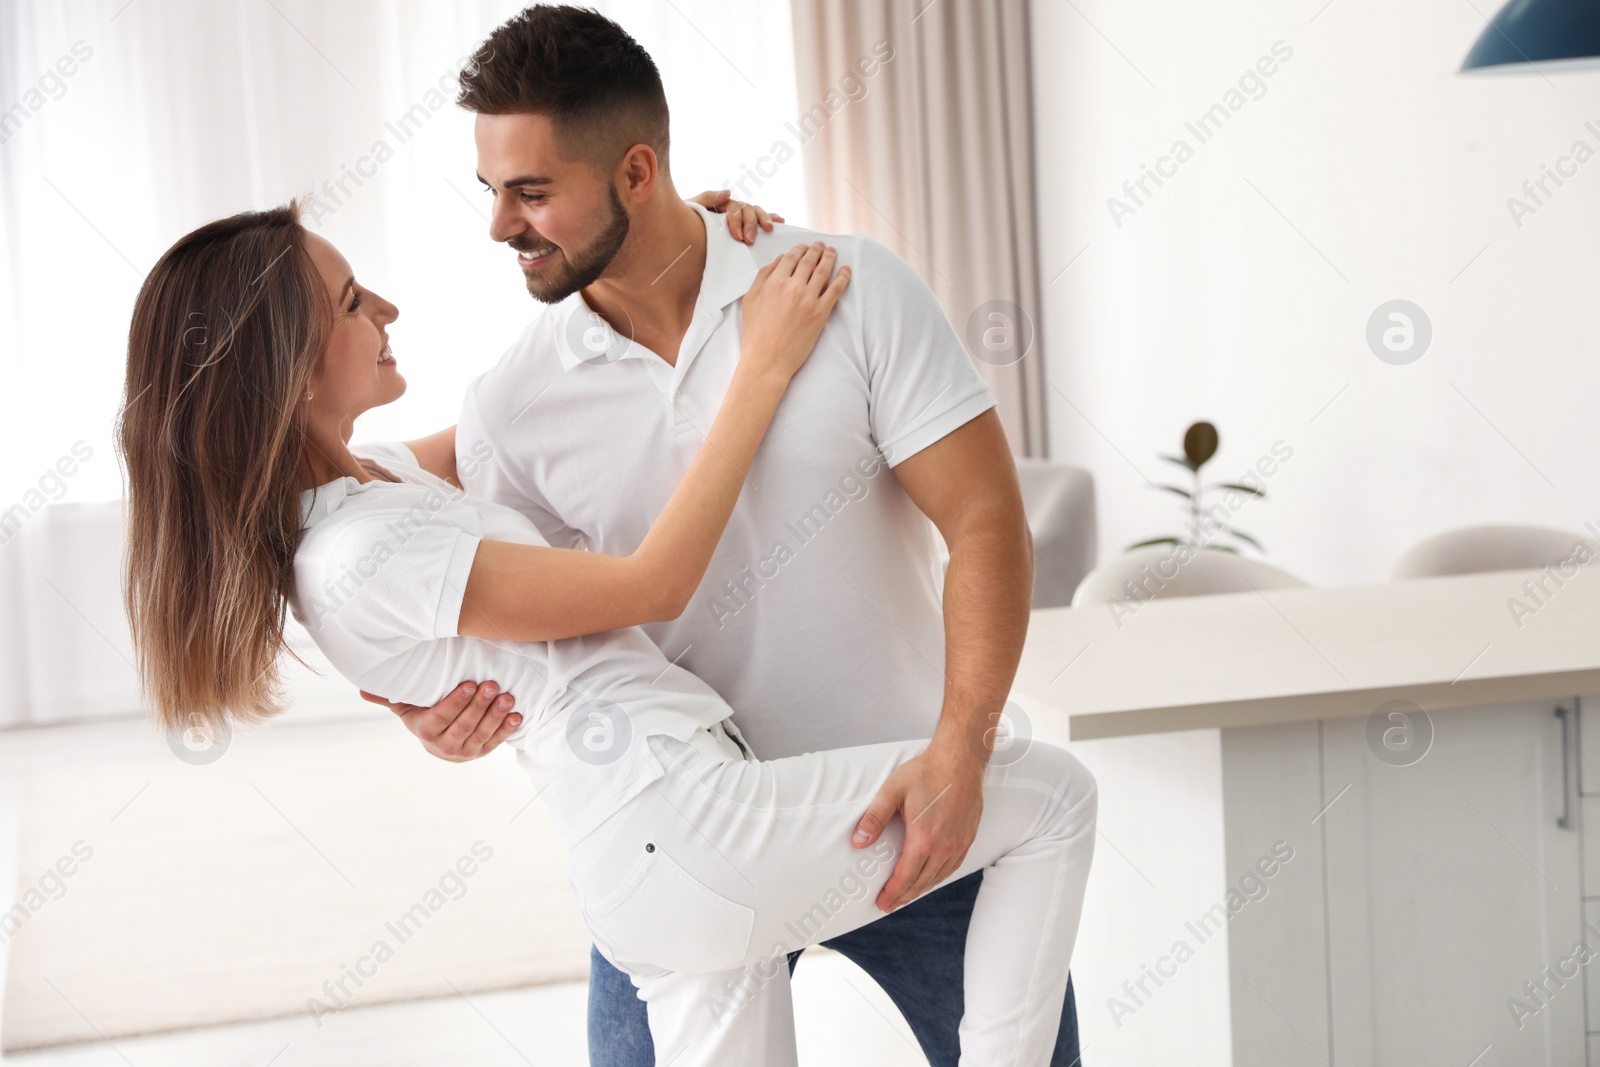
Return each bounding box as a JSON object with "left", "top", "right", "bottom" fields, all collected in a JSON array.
[{"left": 290, "top": 441, "right": 732, "bottom": 847}]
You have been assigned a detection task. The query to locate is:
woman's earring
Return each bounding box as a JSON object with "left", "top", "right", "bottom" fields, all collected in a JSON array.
[{"left": 304, "top": 389, "right": 313, "bottom": 401}]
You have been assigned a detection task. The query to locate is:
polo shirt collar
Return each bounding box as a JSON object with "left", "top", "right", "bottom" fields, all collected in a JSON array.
[
  {"left": 554, "top": 201, "right": 757, "bottom": 372},
  {"left": 688, "top": 199, "right": 760, "bottom": 315},
  {"left": 300, "top": 477, "right": 352, "bottom": 529}
]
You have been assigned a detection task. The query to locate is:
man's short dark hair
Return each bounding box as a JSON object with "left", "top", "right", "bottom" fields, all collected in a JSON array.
[{"left": 458, "top": 5, "right": 670, "bottom": 172}]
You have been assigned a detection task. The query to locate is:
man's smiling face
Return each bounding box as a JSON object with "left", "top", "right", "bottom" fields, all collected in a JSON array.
[{"left": 475, "top": 111, "right": 630, "bottom": 304}]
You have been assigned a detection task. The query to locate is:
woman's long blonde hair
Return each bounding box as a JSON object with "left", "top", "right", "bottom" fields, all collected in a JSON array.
[{"left": 119, "top": 201, "right": 330, "bottom": 735}]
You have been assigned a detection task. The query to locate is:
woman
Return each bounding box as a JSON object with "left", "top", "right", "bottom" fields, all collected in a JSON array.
[{"left": 119, "top": 194, "right": 1097, "bottom": 1067}]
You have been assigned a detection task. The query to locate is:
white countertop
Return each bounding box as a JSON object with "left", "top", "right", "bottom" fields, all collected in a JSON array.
[{"left": 1013, "top": 567, "right": 1600, "bottom": 740}]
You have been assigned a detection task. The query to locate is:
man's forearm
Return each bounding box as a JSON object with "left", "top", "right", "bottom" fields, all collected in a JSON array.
[
  {"left": 928, "top": 499, "right": 1034, "bottom": 766},
  {"left": 850, "top": 413, "right": 1028, "bottom": 902}
]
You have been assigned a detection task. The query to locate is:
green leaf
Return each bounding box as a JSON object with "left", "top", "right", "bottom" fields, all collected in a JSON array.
[
  {"left": 1159, "top": 453, "right": 1196, "bottom": 472},
  {"left": 1210, "top": 482, "right": 1265, "bottom": 498},
  {"left": 1183, "top": 422, "right": 1219, "bottom": 469},
  {"left": 1152, "top": 484, "right": 1192, "bottom": 500},
  {"left": 1127, "top": 537, "right": 1182, "bottom": 550},
  {"left": 1208, "top": 544, "right": 1240, "bottom": 555}
]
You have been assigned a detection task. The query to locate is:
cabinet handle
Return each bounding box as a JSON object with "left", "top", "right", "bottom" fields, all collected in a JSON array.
[{"left": 1557, "top": 705, "right": 1574, "bottom": 830}]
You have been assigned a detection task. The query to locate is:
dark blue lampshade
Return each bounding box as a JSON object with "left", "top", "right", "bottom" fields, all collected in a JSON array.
[{"left": 1461, "top": 0, "right": 1600, "bottom": 72}]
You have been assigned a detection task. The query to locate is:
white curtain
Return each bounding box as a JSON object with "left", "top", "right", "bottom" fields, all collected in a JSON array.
[
  {"left": 0, "top": 0, "right": 801, "bottom": 726},
  {"left": 789, "top": 0, "right": 1048, "bottom": 457},
  {"left": 0, "top": 503, "right": 142, "bottom": 726}
]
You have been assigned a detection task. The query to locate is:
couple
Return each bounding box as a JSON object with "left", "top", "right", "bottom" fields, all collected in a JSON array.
[{"left": 118, "top": 6, "right": 1096, "bottom": 1065}]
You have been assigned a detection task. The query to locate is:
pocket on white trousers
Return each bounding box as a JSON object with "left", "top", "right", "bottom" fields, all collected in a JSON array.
[{"left": 581, "top": 842, "right": 756, "bottom": 974}]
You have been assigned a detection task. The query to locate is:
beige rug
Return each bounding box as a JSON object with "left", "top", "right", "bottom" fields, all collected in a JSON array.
[{"left": 1, "top": 714, "right": 592, "bottom": 1051}]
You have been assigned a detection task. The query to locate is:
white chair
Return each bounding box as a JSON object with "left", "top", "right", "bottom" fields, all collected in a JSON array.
[
  {"left": 1015, "top": 459, "right": 1097, "bottom": 609},
  {"left": 1071, "top": 544, "right": 1309, "bottom": 608},
  {"left": 1391, "top": 524, "right": 1597, "bottom": 580},
  {"left": 932, "top": 459, "right": 1096, "bottom": 609}
]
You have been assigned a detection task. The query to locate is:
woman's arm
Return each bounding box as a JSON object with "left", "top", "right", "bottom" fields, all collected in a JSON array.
[{"left": 455, "top": 242, "right": 850, "bottom": 644}]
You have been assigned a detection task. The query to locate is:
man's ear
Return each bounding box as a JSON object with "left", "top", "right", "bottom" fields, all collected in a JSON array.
[{"left": 615, "top": 143, "right": 660, "bottom": 204}]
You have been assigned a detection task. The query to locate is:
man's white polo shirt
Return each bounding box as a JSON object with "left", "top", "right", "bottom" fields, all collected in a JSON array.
[{"left": 458, "top": 203, "right": 997, "bottom": 759}]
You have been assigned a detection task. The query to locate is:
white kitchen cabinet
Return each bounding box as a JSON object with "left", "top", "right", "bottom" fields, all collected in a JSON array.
[
  {"left": 1011, "top": 570, "right": 1600, "bottom": 1065},
  {"left": 1217, "top": 701, "right": 1589, "bottom": 1066}
]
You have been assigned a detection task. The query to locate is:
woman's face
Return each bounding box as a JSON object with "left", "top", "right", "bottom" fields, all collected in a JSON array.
[{"left": 303, "top": 231, "right": 403, "bottom": 426}]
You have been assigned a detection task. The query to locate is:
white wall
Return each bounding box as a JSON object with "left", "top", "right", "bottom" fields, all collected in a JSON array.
[
  {"left": 1029, "top": 0, "right": 1600, "bottom": 589},
  {"left": 1063, "top": 727, "right": 1233, "bottom": 1066}
]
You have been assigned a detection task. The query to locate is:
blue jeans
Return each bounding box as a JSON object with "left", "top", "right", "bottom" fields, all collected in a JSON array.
[{"left": 587, "top": 868, "right": 1082, "bottom": 1066}]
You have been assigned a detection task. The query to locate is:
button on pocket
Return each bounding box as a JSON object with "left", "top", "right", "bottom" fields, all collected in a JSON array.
[{"left": 581, "top": 844, "right": 755, "bottom": 974}]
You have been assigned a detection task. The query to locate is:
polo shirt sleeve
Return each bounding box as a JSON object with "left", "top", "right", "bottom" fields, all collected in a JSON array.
[
  {"left": 312, "top": 511, "right": 480, "bottom": 643},
  {"left": 459, "top": 382, "right": 587, "bottom": 550},
  {"left": 853, "top": 236, "right": 998, "bottom": 467}
]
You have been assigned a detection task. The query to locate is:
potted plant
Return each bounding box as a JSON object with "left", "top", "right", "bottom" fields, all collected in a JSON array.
[{"left": 1129, "top": 421, "right": 1265, "bottom": 555}]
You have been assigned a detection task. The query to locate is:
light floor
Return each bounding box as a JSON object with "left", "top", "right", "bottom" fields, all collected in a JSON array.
[{"left": 0, "top": 713, "right": 927, "bottom": 1067}]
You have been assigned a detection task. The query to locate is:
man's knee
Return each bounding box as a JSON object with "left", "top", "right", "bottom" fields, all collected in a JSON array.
[
  {"left": 1032, "top": 743, "right": 1097, "bottom": 824},
  {"left": 1068, "top": 754, "right": 1097, "bottom": 820}
]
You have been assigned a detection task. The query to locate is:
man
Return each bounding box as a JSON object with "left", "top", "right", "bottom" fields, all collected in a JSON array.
[{"left": 375, "top": 6, "right": 1082, "bottom": 1064}]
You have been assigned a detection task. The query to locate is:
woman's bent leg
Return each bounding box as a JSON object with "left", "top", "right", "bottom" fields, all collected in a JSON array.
[
  {"left": 956, "top": 745, "right": 1097, "bottom": 1064},
  {"left": 627, "top": 961, "right": 798, "bottom": 1067},
  {"left": 567, "top": 728, "right": 1096, "bottom": 1065}
]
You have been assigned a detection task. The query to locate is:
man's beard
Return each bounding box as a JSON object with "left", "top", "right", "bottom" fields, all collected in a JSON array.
[{"left": 516, "top": 186, "right": 630, "bottom": 304}]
